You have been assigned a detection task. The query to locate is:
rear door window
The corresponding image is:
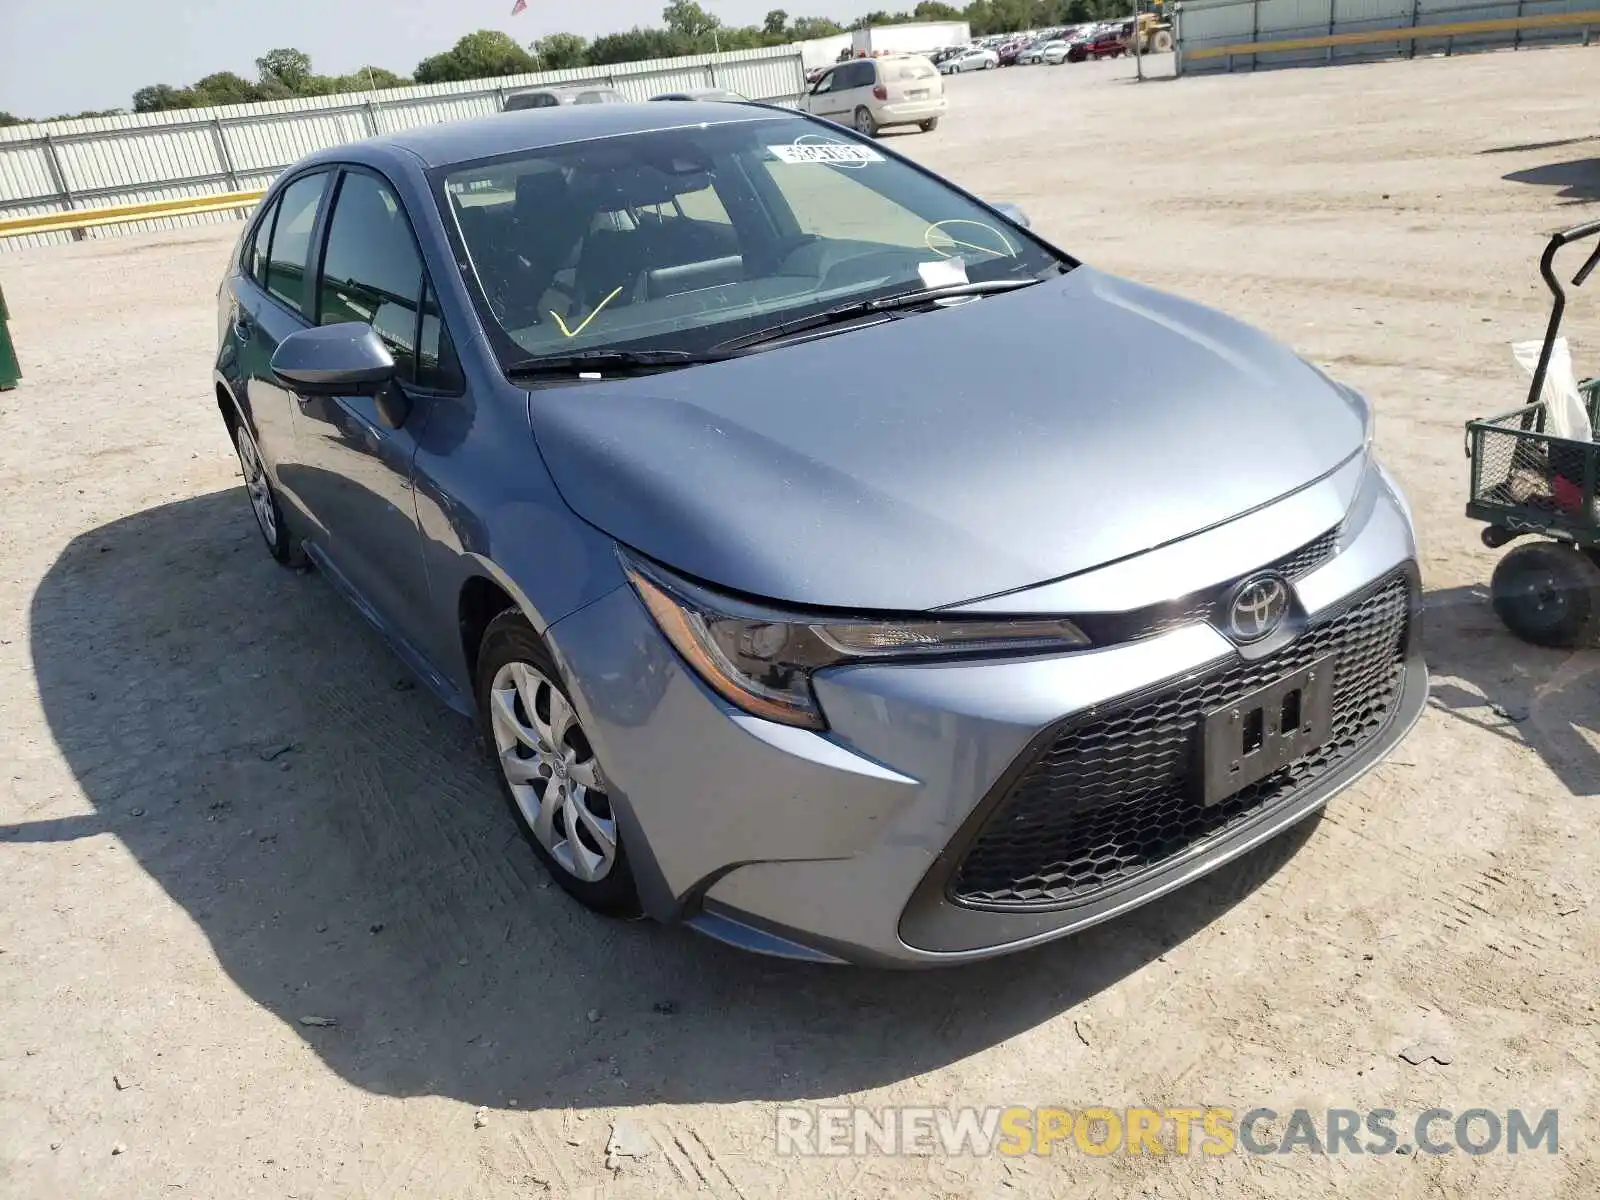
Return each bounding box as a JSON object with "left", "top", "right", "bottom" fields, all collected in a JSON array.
[
  {"left": 264, "top": 172, "right": 329, "bottom": 315},
  {"left": 243, "top": 197, "right": 278, "bottom": 286}
]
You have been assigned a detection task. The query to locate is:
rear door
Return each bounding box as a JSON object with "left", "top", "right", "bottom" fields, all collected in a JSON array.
[{"left": 232, "top": 170, "right": 333, "bottom": 521}]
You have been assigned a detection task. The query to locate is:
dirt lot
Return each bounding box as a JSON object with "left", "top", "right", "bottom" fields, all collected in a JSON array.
[{"left": 3, "top": 46, "right": 1600, "bottom": 1200}]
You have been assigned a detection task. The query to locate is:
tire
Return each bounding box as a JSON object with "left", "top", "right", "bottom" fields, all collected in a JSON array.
[
  {"left": 1489, "top": 541, "right": 1600, "bottom": 648},
  {"left": 231, "top": 417, "right": 304, "bottom": 567},
  {"left": 476, "top": 611, "right": 641, "bottom": 916},
  {"left": 918, "top": 117, "right": 940, "bottom": 132},
  {"left": 853, "top": 106, "right": 878, "bottom": 137},
  {"left": 1152, "top": 29, "right": 1174, "bottom": 52},
  {"left": 984, "top": 58, "right": 996, "bottom": 69}
]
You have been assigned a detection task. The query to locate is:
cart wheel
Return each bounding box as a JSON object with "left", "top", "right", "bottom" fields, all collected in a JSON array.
[
  {"left": 1490, "top": 541, "right": 1600, "bottom": 648},
  {"left": 1481, "top": 525, "right": 1515, "bottom": 549}
]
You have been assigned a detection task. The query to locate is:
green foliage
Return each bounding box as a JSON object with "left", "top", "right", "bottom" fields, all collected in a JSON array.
[
  {"left": 415, "top": 30, "right": 538, "bottom": 83},
  {"left": 256, "top": 48, "right": 313, "bottom": 92},
  {"left": 662, "top": 0, "right": 722, "bottom": 43},
  {"left": 587, "top": 27, "right": 688, "bottom": 66},
  {"left": 763, "top": 9, "right": 790, "bottom": 35},
  {"left": 532, "top": 33, "right": 590, "bottom": 71},
  {"left": 789, "top": 17, "right": 847, "bottom": 38},
  {"left": 124, "top": 49, "right": 412, "bottom": 115}
]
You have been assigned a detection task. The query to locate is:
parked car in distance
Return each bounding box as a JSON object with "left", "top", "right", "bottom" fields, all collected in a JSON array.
[
  {"left": 214, "top": 101, "right": 1423, "bottom": 967},
  {"left": 1067, "top": 22, "right": 1132, "bottom": 61},
  {"left": 504, "top": 84, "right": 626, "bottom": 110},
  {"left": 799, "top": 54, "right": 944, "bottom": 136},
  {"left": 650, "top": 87, "right": 744, "bottom": 102},
  {"left": 1042, "top": 39, "right": 1072, "bottom": 64},
  {"left": 939, "top": 46, "right": 1000, "bottom": 73},
  {"left": 1015, "top": 39, "right": 1051, "bottom": 65}
]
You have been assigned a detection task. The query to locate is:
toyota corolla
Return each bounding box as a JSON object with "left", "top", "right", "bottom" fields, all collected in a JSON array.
[{"left": 213, "top": 103, "right": 1425, "bottom": 966}]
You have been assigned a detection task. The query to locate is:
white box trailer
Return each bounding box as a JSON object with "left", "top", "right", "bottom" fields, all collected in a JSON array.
[{"left": 849, "top": 22, "right": 971, "bottom": 58}]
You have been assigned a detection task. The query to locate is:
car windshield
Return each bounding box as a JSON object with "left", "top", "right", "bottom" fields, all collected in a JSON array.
[{"left": 438, "top": 116, "right": 1065, "bottom": 365}]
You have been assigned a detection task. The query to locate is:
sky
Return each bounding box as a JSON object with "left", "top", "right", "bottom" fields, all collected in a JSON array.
[{"left": 0, "top": 0, "right": 884, "bottom": 118}]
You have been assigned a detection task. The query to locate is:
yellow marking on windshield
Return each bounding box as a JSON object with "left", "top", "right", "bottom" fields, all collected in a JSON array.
[
  {"left": 550, "top": 286, "right": 624, "bottom": 338},
  {"left": 925, "top": 220, "right": 1016, "bottom": 260}
]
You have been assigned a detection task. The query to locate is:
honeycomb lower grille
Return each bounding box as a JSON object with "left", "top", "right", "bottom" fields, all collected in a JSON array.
[{"left": 950, "top": 572, "right": 1411, "bottom": 910}]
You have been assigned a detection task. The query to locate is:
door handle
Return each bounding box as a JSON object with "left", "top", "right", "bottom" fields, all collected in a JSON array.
[{"left": 232, "top": 313, "right": 253, "bottom": 340}]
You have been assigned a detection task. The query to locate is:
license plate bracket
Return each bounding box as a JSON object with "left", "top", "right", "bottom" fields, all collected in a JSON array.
[{"left": 1199, "top": 655, "right": 1335, "bottom": 806}]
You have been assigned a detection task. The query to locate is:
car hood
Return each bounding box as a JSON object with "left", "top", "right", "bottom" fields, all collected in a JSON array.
[{"left": 528, "top": 266, "right": 1365, "bottom": 612}]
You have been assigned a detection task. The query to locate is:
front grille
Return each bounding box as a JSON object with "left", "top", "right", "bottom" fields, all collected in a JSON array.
[
  {"left": 1273, "top": 526, "right": 1340, "bottom": 580},
  {"left": 950, "top": 572, "right": 1411, "bottom": 910}
]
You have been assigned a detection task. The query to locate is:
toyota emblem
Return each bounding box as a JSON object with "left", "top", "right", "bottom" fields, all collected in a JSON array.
[{"left": 1226, "top": 573, "right": 1291, "bottom": 642}]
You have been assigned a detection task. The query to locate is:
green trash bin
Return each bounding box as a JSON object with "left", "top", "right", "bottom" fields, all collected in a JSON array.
[{"left": 0, "top": 281, "right": 19, "bottom": 391}]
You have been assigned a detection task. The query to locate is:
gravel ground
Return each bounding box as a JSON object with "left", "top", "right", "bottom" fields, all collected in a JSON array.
[{"left": 2, "top": 46, "right": 1599, "bottom": 1200}]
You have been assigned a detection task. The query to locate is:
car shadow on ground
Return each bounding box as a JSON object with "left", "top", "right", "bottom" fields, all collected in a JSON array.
[
  {"left": 1423, "top": 582, "right": 1600, "bottom": 797},
  {"left": 17, "top": 488, "right": 1319, "bottom": 1111},
  {"left": 1497, "top": 156, "right": 1600, "bottom": 204}
]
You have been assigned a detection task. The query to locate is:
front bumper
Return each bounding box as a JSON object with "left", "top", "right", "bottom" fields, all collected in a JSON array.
[{"left": 545, "top": 458, "right": 1424, "bottom": 966}]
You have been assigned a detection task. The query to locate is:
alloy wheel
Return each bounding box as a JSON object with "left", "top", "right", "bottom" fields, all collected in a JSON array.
[
  {"left": 488, "top": 661, "right": 617, "bottom": 882},
  {"left": 235, "top": 424, "right": 278, "bottom": 547}
]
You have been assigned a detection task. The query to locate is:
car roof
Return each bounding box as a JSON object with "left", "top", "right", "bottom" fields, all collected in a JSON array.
[
  {"left": 510, "top": 82, "right": 620, "bottom": 93},
  {"left": 345, "top": 103, "right": 792, "bottom": 170}
]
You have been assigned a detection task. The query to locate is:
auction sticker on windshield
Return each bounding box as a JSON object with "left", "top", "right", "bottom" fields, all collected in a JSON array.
[{"left": 769, "top": 143, "right": 884, "bottom": 165}]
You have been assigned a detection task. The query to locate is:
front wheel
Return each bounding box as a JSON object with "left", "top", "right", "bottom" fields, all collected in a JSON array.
[
  {"left": 984, "top": 58, "right": 995, "bottom": 69},
  {"left": 1490, "top": 541, "right": 1600, "bottom": 648},
  {"left": 918, "top": 117, "right": 939, "bottom": 132},
  {"left": 853, "top": 106, "right": 878, "bottom": 137},
  {"left": 477, "top": 611, "right": 642, "bottom": 916}
]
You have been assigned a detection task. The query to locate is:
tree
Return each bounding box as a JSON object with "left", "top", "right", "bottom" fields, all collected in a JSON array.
[
  {"left": 913, "top": 0, "right": 963, "bottom": 17},
  {"left": 587, "top": 27, "right": 685, "bottom": 65},
  {"left": 0, "top": 112, "right": 23, "bottom": 126},
  {"left": 532, "top": 32, "right": 590, "bottom": 70},
  {"left": 256, "top": 48, "right": 314, "bottom": 92},
  {"left": 190, "top": 72, "right": 262, "bottom": 107},
  {"left": 662, "top": 0, "right": 721, "bottom": 44},
  {"left": 339, "top": 66, "right": 410, "bottom": 91},
  {"left": 132, "top": 84, "right": 193, "bottom": 113},
  {"left": 789, "top": 16, "right": 845, "bottom": 38},
  {"left": 763, "top": 9, "right": 789, "bottom": 35},
  {"left": 415, "top": 30, "right": 537, "bottom": 83}
]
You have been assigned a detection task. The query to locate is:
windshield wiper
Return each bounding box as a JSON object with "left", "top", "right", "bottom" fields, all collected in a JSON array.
[
  {"left": 713, "top": 277, "right": 1043, "bottom": 354},
  {"left": 504, "top": 348, "right": 734, "bottom": 379}
]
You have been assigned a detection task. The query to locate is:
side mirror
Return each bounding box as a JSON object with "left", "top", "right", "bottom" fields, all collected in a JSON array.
[
  {"left": 992, "top": 202, "right": 1032, "bottom": 229},
  {"left": 271, "top": 322, "right": 408, "bottom": 429}
]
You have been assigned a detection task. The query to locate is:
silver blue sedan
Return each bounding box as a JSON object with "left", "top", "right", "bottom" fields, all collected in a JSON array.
[{"left": 213, "top": 102, "right": 1425, "bottom": 966}]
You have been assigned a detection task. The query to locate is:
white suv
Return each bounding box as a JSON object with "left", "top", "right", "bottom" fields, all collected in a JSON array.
[{"left": 799, "top": 55, "right": 946, "bottom": 137}]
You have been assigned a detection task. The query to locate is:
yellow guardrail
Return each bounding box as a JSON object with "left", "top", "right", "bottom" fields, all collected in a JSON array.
[
  {"left": 0, "top": 189, "right": 266, "bottom": 239},
  {"left": 1186, "top": 9, "right": 1600, "bottom": 60}
]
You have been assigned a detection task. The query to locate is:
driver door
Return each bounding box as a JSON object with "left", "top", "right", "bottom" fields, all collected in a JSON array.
[
  {"left": 804, "top": 68, "right": 842, "bottom": 122},
  {"left": 282, "top": 165, "right": 463, "bottom": 681}
]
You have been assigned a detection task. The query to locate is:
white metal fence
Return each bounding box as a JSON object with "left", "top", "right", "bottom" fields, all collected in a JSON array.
[
  {"left": 0, "top": 45, "right": 807, "bottom": 250},
  {"left": 1175, "top": 0, "right": 1598, "bottom": 72}
]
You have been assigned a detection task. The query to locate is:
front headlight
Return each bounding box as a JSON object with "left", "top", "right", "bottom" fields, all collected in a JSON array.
[{"left": 623, "top": 553, "right": 1089, "bottom": 731}]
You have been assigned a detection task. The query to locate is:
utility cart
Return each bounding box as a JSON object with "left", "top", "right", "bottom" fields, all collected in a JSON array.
[{"left": 1466, "top": 218, "right": 1600, "bottom": 647}]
